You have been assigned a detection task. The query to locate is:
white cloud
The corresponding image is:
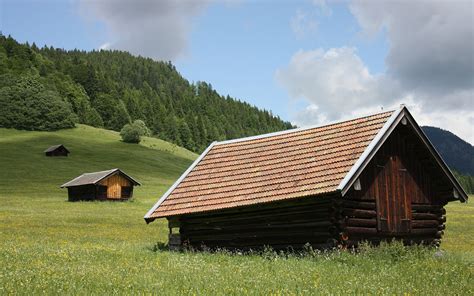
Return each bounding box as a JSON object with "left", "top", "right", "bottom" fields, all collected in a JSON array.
[
  {"left": 349, "top": 0, "right": 473, "bottom": 107},
  {"left": 290, "top": 9, "right": 318, "bottom": 39},
  {"left": 279, "top": 1, "right": 474, "bottom": 144},
  {"left": 79, "top": 0, "right": 209, "bottom": 61},
  {"left": 290, "top": 0, "right": 332, "bottom": 39},
  {"left": 276, "top": 47, "right": 402, "bottom": 119}
]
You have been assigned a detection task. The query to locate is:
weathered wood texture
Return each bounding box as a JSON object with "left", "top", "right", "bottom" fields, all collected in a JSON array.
[
  {"left": 168, "top": 124, "right": 452, "bottom": 250},
  {"left": 177, "top": 195, "right": 339, "bottom": 251},
  {"left": 339, "top": 124, "right": 450, "bottom": 246},
  {"left": 99, "top": 174, "right": 133, "bottom": 199},
  {"left": 68, "top": 174, "right": 134, "bottom": 201}
]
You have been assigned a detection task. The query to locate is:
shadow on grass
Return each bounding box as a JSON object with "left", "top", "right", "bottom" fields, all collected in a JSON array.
[{"left": 148, "top": 242, "right": 169, "bottom": 253}]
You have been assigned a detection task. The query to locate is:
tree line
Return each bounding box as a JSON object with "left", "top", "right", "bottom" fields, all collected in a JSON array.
[{"left": 0, "top": 34, "right": 293, "bottom": 152}]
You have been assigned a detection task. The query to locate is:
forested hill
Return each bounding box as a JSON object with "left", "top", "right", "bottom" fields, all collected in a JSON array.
[
  {"left": 0, "top": 34, "right": 293, "bottom": 152},
  {"left": 422, "top": 126, "right": 474, "bottom": 194},
  {"left": 422, "top": 126, "right": 474, "bottom": 176}
]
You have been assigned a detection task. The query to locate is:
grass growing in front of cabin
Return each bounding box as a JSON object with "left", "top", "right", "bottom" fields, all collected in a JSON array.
[{"left": 0, "top": 126, "right": 473, "bottom": 295}]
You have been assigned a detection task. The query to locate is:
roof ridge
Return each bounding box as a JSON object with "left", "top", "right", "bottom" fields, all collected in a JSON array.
[
  {"left": 81, "top": 168, "right": 118, "bottom": 175},
  {"left": 215, "top": 108, "right": 397, "bottom": 146}
]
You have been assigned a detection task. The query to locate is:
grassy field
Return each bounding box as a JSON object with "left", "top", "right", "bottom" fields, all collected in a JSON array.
[{"left": 0, "top": 126, "right": 473, "bottom": 295}]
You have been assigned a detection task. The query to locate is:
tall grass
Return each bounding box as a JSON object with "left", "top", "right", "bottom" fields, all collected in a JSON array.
[{"left": 0, "top": 126, "right": 473, "bottom": 295}]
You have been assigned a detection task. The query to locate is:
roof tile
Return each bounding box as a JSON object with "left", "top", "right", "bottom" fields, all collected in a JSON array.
[{"left": 148, "top": 110, "right": 394, "bottom": 218}]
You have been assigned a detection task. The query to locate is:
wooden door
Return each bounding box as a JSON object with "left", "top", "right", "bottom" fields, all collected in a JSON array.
[{"left": 375, "top": 145, "right": 412, "bottom": 234}]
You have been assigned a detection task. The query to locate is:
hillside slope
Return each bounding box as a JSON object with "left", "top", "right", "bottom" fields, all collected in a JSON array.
[
  {"left": 0, "top": 34, "right": 293, "bottom": 153},
  {"left": 0, "top": 127, "right": 472, "bottom": 294},
  {"left": 422, "top": 126, "right": 474, "bottom": 175},
  {"left": 0, "top": 125, "right": 196, "bottom": 200}
]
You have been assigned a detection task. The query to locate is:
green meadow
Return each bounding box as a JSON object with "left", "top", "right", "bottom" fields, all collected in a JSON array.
[{"left": 0, "top": 126, "right": 473, "bottom": 295}]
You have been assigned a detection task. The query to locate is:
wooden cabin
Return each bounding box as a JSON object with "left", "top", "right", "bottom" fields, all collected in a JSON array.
[
  {"left": 144, "top": 106, "right": 468, "bottom": 251},
  {"left": 61, "top": 168, "right": 140, "bottom": 201},
  {"left": 44, "top": 144, "right": 70, "bottom": 157}
]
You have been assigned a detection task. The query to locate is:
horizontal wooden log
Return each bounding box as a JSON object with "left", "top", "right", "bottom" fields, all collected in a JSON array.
[
  {"left": 345, "top": 218, "right": 377, "bottom": 227},
  {"left": 184, "top": 197, "right": 335, "bottom": 220},
  {"left": 342, "top": 209, "right": 377, "bottom": 218},
  {"left": 182, "top": 207, "right": 330, "bottom": 225},
  {"left": 411, "top": 228, "right": 443, "bottom": 237},
  {"left": 412, "top": 220, "right": 439, "bottom": 229},
  {"left": 339, "top": 200, "right": 376, "bottom": 210},
  {"left": 181, "top": 220, "right": 333, "bottom": 232},
  {"left": 411, "top": 204, "right": 443, "bottom": 211},
  {"left": 345, "top": 226, "right": 378, "bottom": 235},
  {"left": 412, "top": 212, "right": 441, "bottom": 220},
  {"left": 181, "top": 224, "right": 335, "bottom": 237},
  {"left": 183, "top": 229, "right": 333, "bottom": 241},
  {"left": 438, "top": 224, "right": 446, "bottom": 231}
]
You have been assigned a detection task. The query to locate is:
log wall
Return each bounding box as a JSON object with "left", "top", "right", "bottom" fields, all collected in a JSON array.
[
  {"left": 339, "top": 124, "right": 451, "bottom": 246},
  {"left": 167, "top": 123, "right": 455, "bottom": 250},
  {"left": 176, "top": 195, "right": 340, "bottom": 251},
  {"left": 335, "top": 199, "right": 446, "bottom": 247}
]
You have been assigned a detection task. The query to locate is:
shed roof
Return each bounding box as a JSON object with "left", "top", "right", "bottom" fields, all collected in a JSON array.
[
  {"left": 145, "top": 106, "right": 467, "bottom": 221},
  {"left": 44, "top": 144, "right": 69, "bottom": 153},
  {"left": 61, "top": 168, "right": 140, "bottom": 188}
]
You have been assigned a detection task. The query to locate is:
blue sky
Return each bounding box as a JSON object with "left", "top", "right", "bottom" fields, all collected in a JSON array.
[{"left": 1, "top": 0, "right": 472, "bottom": 143}]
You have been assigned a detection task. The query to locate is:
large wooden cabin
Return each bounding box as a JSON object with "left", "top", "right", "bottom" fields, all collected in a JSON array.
[
  {"left": 44, "top": 144, "right": 69, "bottom": 157},
  {"left": 144, "top": 106, "right": 468, "bottom": 250},
  {"left": 61, "top": 169, "right": 140, "bottom": 201}
]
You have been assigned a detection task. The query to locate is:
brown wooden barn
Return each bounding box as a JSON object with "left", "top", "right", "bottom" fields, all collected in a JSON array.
[
  {"left": 61, "top": 168, "right": 140, "bottom": 201},
  {"left": 44, "top": 144, "right": 70, "bottom": 157},
  {"left": 144, "top": 106, "right": 468, "bottom": 250}
]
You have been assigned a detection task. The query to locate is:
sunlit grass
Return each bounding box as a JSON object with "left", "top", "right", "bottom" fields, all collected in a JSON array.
[{"left": 0, "top": 127, "right": 473, "bottom": 294}]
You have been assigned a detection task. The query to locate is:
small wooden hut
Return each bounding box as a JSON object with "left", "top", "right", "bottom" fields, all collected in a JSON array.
[
  {"left": 144, "top": 106, "right": 468, "bottom": 250},
  {"left": 44, "top": 144, "right": 70, "bottom": 157},
  {"left": 61, "top": 168, "right": 140, "bottom": 201}
]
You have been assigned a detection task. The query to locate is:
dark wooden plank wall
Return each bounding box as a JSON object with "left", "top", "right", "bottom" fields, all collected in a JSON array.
[
  {"left": 342, "top": 124, "right": 451, "bottom": 246},
  {"left": 68, "top": 185, "right": 96, "bottom": 201},
  {"left": 176, "top": 195, "right": 340, "bottom": 251}
]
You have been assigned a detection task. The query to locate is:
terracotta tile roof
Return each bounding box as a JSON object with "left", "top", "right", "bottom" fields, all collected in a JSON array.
[{"left": 146, "top": 110, "right": 395, "bottom": 219}]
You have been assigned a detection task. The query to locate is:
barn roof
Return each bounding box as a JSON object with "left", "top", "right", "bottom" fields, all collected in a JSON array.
[
  {"left": 61, "top": 168, "right": 141, "bottom": 188},
  {"left": 145, "top": 106, "right": 467, "bottom": 222},
  {"left": 44, "top": 144, "right": 69, "bottom": 153}
]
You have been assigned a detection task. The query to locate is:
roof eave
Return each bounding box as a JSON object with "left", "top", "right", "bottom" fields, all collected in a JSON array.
[
  {"left": 337, "top": 106, "right": 405, "bottom": 196},
  {"left": 93, "top": 168, "right": 141, "bottom": 186}
]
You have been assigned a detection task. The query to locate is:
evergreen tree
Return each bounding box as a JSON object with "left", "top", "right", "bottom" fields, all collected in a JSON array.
[{"left": 0, "top": 35, "right": 294, "bottom": 153}]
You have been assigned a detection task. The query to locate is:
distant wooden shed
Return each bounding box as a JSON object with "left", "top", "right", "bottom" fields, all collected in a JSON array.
[
  {"left": 145, "top": 106, "right": 468, "bottom": 251},
  {"left": 44, "top": 144, "right": 70, "bottom": 157},
  {"left": 61, "top": 168, "right": 140, "bottom": 201}
]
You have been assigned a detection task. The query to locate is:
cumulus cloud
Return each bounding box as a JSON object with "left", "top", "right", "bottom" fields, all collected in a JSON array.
[
  {"left": 80, "top": 0, "right": 209, "bottom": 61},
  {"left": 350, "top": 0, "right": 474, "bottom": 102},
  {"left": 276, "top": 47, "right": 402, "bottom": 121},
  {"left": 278, "top": 0, "right": 474, "bottom": 144}
]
